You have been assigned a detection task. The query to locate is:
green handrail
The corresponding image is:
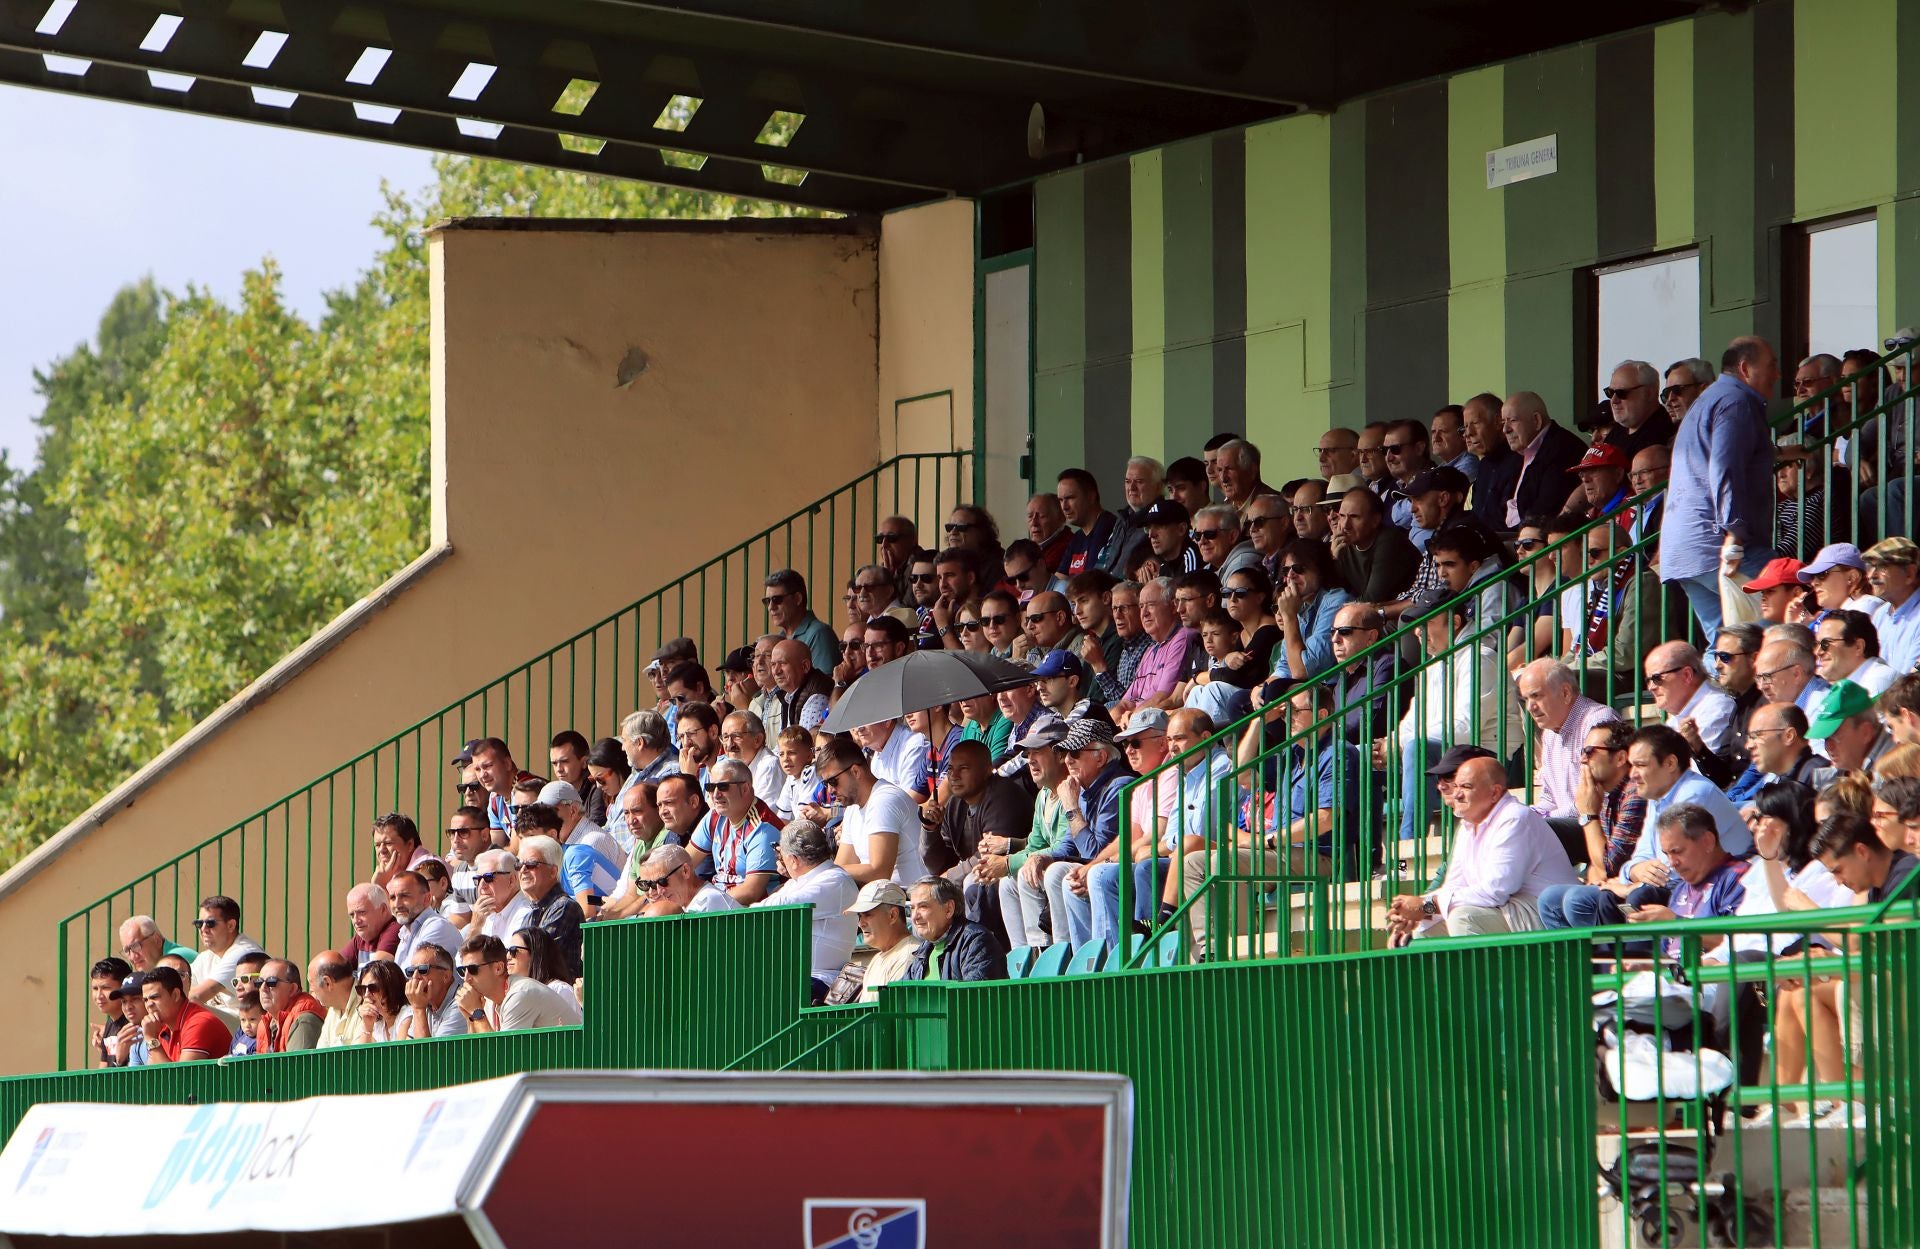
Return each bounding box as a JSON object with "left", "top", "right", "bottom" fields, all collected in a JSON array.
[{"left": 54, "top": 451, "right": 970, "bottom": 1070}]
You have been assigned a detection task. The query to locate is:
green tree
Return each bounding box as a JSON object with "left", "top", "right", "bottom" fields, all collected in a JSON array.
[{"left": 0, "top": 157, "right": 810, "bottom": 871}]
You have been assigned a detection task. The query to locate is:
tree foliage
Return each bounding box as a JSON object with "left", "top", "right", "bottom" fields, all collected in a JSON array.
[{"left": 0, "top": 155, "right": 809, "bottom": 869}]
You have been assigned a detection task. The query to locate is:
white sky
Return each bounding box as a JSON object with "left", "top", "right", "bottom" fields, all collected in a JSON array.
[{"left": 0, "top": 83, "right": 437, "bottom": 470}]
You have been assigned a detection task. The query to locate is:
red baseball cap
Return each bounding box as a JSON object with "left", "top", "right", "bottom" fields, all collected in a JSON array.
[
  {"left": 1566, "top": 442, "right": 1629, "bottom": 474},
  {"left": 1742, "top": 557, "right": 1805, "bottom": 592}
]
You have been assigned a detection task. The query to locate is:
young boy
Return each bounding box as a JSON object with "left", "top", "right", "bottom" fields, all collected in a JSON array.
[
  {"left": 231, "top": 990, "right": 263, "bottom": 1056},
  {"left": 774, "top": 725, "right": 817, "bottom": 823}
]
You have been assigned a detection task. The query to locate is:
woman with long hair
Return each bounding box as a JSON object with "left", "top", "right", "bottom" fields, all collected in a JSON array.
[
  {"left": 512, "top": 926, "right": 578, "bottom": 993},
  {"left": 350, "top": 959, "right": 407, "bottom": 1044},
  {"left": 1273, "top": 537, "right": 1351, "bottom": 681}
]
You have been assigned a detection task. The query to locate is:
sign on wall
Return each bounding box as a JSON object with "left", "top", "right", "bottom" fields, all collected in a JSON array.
[{"left": 1487, "top": 134, "right": 1559, "bottom": 189}]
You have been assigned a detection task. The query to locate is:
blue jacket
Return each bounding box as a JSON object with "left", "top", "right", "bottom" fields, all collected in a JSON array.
[
  {"left": 1052, "top": 759, "right": 1132, "bottom": 863},
  {"left": 905, "top": 916, "right": 1007, "bottom": 983},
  {"left": 1660, "top": 373, "right": 1777, "bottom": 581}
]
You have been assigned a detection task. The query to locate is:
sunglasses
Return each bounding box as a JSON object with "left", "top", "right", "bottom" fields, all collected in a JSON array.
[
  {"left": 853, "top": 580, "right": 891, "bottom": 593},
  {"left": 516, "top": 862, "right": 544, "bottom": 873},
  {"left": 457, "top": 782, "right": 485, "bottom": 793},
  {"left": 761, "top": 593, "right": 790, "bottom": 606},
  {"left": 1814, "top": 638, "right": 1844, "bottom": 652},
  {"left": 1645, "top": 665, "right": 1688, "bottom": 685},
  {"left": 508, "top": 945, "right": 531, "bottom": 958},
  {"left": 445, "top": 825, "right": 484, "bottom": 837},
  {"left": 908, "top": 572, "right": 938, "bottom": 584},
  {"left": 944, "top": 521, "right": 977, "bottom": 534},
  {"left": 705, "top": 779, "right": 739, "bottom": 794},
  {"left": 1578, "top": 745, "right": 1621, "bottom": 760},
  {"left": 406, "top": 965, "right": 440, "bottom": 978},
  {"left": 1515, "top": 537, "right": 1544, "bottom": 551},
  {"left": 473, "top": 871, "right": 500, "bottom": 884},
  {"left": 1587, "top": 546, "right": 1614, "bottom": 561},
  {"left": 817, "top": 767, "right": 849, "bottom": 792},
  {"left": 357, "top": 981, "right": 381, "bottom": 994},
  {"left": 1280, "top": 565, "right": 1307, "bottom": 578},
  {"left": 978, "top": 612, "right": 1013, "bottom": 627},
  {"left": 457, "top": 964, "right": 484, "bottom": 979},
  {"left": 234, "top": 973, "right": 263, "bottom": 985},
  {"left": 1221, "top": 587, "right": 1260, "bottom": 601},
  {"left": 1659, "top": 384, "right": 1697, "bottom": 402},
  {"left": 1603, "top": 384, "right": 1645, "bottom": 400},
  {"left": 1008, "top": 567, "right": 1038, "bottom": 584},
  {"left": 1329, "top": 625, "right": 1374, "bottom": 637},
  {"left": 875, "top": 531, "right": 910, "bottom": 544},
  {"left": 1708, "top": 649, "right": 1750, "bottom": 665},
  {"left": 260, "top": 976, "right": 287, "bottom": 990},
  {"left": 1190, "top": 529, "right": 1224, "bottom": 541},
  {"left": 1382, "top": 443, "right": 1408, "bottom": 455},
  {"left": 507, "top": 803, "right": 532, "bottom": 817},
  {"left": 190, "top": 918, "right": 219, "bottom": 929},
  {"left": 958, "top": 620, "right": 984, "bottom": 632}
]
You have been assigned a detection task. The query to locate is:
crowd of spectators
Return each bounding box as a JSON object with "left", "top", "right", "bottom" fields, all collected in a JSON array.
[{"left": 86, "top": 332, "right": 1919, "bottom": 1080}]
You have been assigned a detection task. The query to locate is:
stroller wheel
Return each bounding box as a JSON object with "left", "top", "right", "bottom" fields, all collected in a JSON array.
[{"left": 1638, "top": 1210, "right": 1685, "bottom": 1247}]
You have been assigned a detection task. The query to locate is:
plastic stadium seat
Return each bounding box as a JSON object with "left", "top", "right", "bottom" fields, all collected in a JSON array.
[
  {"left": 1142, "top": 929, "right": 1184, "bottom": 969},
  {"left": 1065, "top": 939, "right": 1111, "bottom": 976},
  {"left": 1006, "top": 947, "right": 1037, "bottom": 978},
  {"left": 1028, "top": 943, "right": 1073, "bottom": 977}
]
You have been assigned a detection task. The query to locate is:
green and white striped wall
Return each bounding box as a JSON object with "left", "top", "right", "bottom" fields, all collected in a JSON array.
[{"left": 1032, "top": 0, "right": 1920, "bottom": 488}]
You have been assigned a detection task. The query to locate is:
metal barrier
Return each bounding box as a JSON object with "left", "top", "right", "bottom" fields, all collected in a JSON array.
[{"left": 53, "top": 452, "right": 970, "bottom": 1070}]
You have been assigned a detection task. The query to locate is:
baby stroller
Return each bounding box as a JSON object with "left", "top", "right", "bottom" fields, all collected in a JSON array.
[{"left": 1593, "top": 972, "right": 1776, "bottom": 1248}]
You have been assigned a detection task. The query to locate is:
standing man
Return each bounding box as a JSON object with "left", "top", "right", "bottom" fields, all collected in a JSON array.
[
  {"left": 1660, "top": 337, "right": 1781, "bottom": 637},
  {"left": 763, "top": 569, "right": 839, "bottom": 674}
]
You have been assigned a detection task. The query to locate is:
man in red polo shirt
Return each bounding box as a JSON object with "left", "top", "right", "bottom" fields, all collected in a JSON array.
[{"left": 139, "top": 966, "right": 231, "bottom": 1063}]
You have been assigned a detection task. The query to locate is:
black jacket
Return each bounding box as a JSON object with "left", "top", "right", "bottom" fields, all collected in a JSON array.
[
  {"left": 905, "top": 915, "right": 1007, "bottom": 983},
  {"left": 1507, "top": 422, "right": 1590, "bottom": 527},
  {"left": 1471, "top": 448, "right": 1521, "bottom": 530}
]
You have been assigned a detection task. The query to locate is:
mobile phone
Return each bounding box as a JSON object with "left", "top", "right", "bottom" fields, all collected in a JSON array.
[
  {"left": 1620, "top": 902, "right": 1640, "bottom": 914},
  {"left": 586, "top": 894, "right": 604, "bottom": 907}
]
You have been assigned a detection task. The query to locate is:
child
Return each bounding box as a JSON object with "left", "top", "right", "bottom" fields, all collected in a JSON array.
[
  {"left": 1182, "top": 608, "right": 1256, "bottom": 722},
  {"left": 773, "top": 725, "right": 816, "bottom": 823},
  {"left": 232, "top": 990, "right": 262, "bottom": 1057}
]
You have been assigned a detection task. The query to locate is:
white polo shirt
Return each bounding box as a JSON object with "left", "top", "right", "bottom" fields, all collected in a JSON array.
[{"left": 840, "top": 781, "right": 926, "bottom": 885}]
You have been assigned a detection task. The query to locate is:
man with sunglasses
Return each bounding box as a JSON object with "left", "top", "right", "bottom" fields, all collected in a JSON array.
[
  {"left": 1190, "top": 505, "right": 1259, "bottom": 582},
  {"left": 763, "top": 568, "right": 838, "bottom": 675},
  {"left": 1686, "top": 623, "right": 1766, "bottom": 792},
  {"left": 1138, "top": 498, "right": 1200, "bottom": 578},
  {"left": 1645, "top": 641, "right": 1736, "bottom": 757},
  {"left": 638, "top": 842, "right": 739, "bottom": 915},
  {"left": 186, "top": 894, "right": 262, "bottom": 1012},
  {"left": 1380, "top": 419, "right": 1434, "bottom": 532},
  {"left": 253, "top": 959, "right": 325, "bottom": 1053},
  {"left": 464, "top": 848, "right": 533, "bottom": 941},
  {"left": 975, "top": 588, "right": 1025, "bottom": 660},
  {"left": 688, "top": 758, "right": 780, "bottom": 904},
  {"left": 455, "top": 934, "right": 579, "bottom": 1032},
  {"left": 1662, "top": 358, "right": 1713, "bottom": 423},
  {"left": 394, "top": 945, "right": 470, "bottom": 1040},
  {"left": 515, "top": 835, "right": 585, "bottom": 977},
  {"left": 1599, "top": 360, "right": 1676, "bottom": 462}
]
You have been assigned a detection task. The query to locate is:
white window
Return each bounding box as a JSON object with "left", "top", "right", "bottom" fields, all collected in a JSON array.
[
  {"left": 1806, "top": 216, "right": 1877, "bottom": 360},
  {"left": 1595, "top": 251, "right": 1701, "bottom": 398}
]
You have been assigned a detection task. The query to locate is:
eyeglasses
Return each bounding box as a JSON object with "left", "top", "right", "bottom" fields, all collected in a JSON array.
[
  {"left": 1329, "top": 625, "right": 1375, "bottom": 638},
  {"left": 1747, "top": 726, "right": 1789, "bottom": 740},
  {"left": 979, "top": 612, "right": 1013, "bottom": 627},
  {"left": 516, "top": 862, "right": 545, "bottom": 873},
  {"left": 704, "top": 780, "right": 739, "bottom": 794},
  {"left": 1814, "top": 637, "right": 1844, "bottom": 652},
  {"left": 761, "top": 592, "right": 790, "bottom": 606},
  {"left": 908, "top": 572, "right": 937, "bottom": 584},
  {"left": 1659, "top": 383, "right": 1698, "bottom": 402},
  {"left": 1287, "top": 505, "right": 1315, "bottom": 518},
  {"left": 1382, "top": 443, "right": 1408, "bottom": 456},
  {"left": 260, "top": 976, "right": 286, "bottom": 990},
  {"left": 1645, "top": 665, "right": 1689, "bottom": 686},
  {"left": 473, "top": 871, "right": 500, "bottom": 884},
  {"left": 1221, "top": 587, "right": 1259, "bottom": 601},
  {"left": 853, "top": 580, "right": 891, "bottom": 593},
  {"left": 1708, "top": 649, "right": 1751, "bottom": 665},
  {"left": 508, "top": 945, "right": 531, "bottom": 958},
  {"left": 1587, "top": 546, "right": 1615, "bottom": 561},
  {"left": 875, "top": 531, "right": 910, "bottom": 544},
  {"left": 1247, "top": 513, "right": 1285, "bottom": 527},
  {"left": 1007, "top": 566, "right": 1038, "bottom": 584},
  {"left": 1190, "top": 528, "right": 1224, "bottom": 541},
  {"left": 406, "top": 964, "right": 440, "bottom": 978},
  {"left": 958, "top": 620, "right": 984, "bottom": 632},
  {"left": 1578, "top": 745, "right": 1620, "bottom": 759},
  {"left": 190, "top": 918, "right": 218, "bottom": 930},
  {"left": 1022, "top": 612, "right": 1055, "bottom": 625},
  {"left": 457, "top": 963, "right": 484, "bottom": 979},
  {"left": 1280, "top": 564, "right": 1307, "bottom": 578},
  {"left": 445, "top": 824, "right": 485, "bottom": 838},
  {"left": 357, "top": 981, "right": 381, "bottom": 994},
  {"left": 1603, "top": 384, "right": 1645, "bottom": 400},
  {"left": 1756, "top": 664, "right": 1801, "bottom": 682},
  {"left": 1515, "top": 538, "right": 1544, "bottom": 551}
]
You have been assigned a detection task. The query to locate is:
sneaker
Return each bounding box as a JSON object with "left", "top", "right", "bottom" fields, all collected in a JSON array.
[{"left": 1815, "top": 1101, "right": 1867, "bottom": 1131}]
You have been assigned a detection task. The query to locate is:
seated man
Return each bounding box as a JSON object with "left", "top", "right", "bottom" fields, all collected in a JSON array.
[
  {"left": 1811, "top": 680, "right": 1897, "bottom": 773},
  {"left": 904, "top": 876, "right": 1007, "bottom": 983},
  {"left": 921, "top": 739, "right": 1032, "bottom": 942},
  {"left": 687, "top": 758, "right": 780, "bottom": 904},
  {"left": 514, "top": 835, "right": 586, "bottom": 978},
  {"left": 465, "top": 848, "right": 534, "bottom": 940},
  {"left": 752, "top": 819, "right": 859, "bottom": 1002},
  {"left": 1814, "top": 609, "right": 1898, "bottom": 696},
  {"left": 1813, "top": 808, "right": 1920, "bottom": 904},
  {"left": 1753, "top": 639, "right": 1829, "bottom": 716},
  {"left": 822, "top": 733, "right": 927, "bottom": 886},
  {"left": 1646, "top": 640, "right": 1737, "bottom": 759},
  {"left": 1059, "top": 708, "right": 1178, "bottom": 946},
  {"left": 1566, "top": 719, "right": 1646, "bottom": 886},
  {"left": 1237, "top": 685, "right": 1365, "bottom": 877},
  {"left": 1740, "top": 701, "right": 1834, "bottom": 791},
  {"left": 1385, "top": 757, "right": 1578, "bottom": 939},
  {"left": 1514, "top": 658, "right": 1620, "bottom": 870},
  {"left": 638, "top": 842, "right": 740, "bottom": 915},
  {"left": 456, "top": 934, "right": 581, "bottom": 1032},
  {"left": 389, "top": 869, "right": 465, "bottom": 968},
  {"left": 831, "top": 881, "right": 919, "bottom": 1004},
  {"left": 307, "top": 951, "right": 360, "bottom": 1049},
  {"left": 855, "top": 712, "right": 931, "bottom": 804},
  {"left": 137, "top": 965, "right": 232, "bottom": 1063},
  {"left": 993, "top": 718, "right": 1073, "bottom": 949},
  {"left": 1023, "top": 718, "right": 1130, "bottom": 941},
  {"left": 396, "top": 944, "right": 471, "bottom": 1040},
  {"left": 117, "top": 915, "right": 194, "bottom": 973},
  {"left": 254, "top": 959, "right": 326, "bottom": 1054}
]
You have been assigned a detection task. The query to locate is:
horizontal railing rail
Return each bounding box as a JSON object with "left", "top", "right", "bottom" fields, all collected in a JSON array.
[{"left": 55, "top": 451, "right": 970, "bottom": 1070}]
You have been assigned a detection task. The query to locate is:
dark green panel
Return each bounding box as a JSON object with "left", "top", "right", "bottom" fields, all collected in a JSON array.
[
  {"left": 1082, "top": 158, "right": 1133, "bottom": 485},
  {"left": 1329, "top": 102, "right": 1370, "bottom": 427},
  {"left": 1162, "top": 137, "right": 1216, "bottom": 455},
  {"left": 1211, "top": 129, "right": 1249, "bottom": 437},
  {"left": 1693, "top": 9, "right": 1759, "bottom": 347},
  {"left": 1502, "top": 44, "right": 1599, "bottom": 277},
  {"left": 1594, "top": 32, "right": 1656, "bottom": 261},
  {"left": 1747, "top": 0, "right": 1795, "bottom": 355},
  {"left": 1367, "top": 299, "right": 1449, "bottom": 423},
  {"left": 1034, "top": 169, "right": 1088, "bottom": 480},
  {"left": 1364, "top": 81, "right": 1450, "bottom": 304},
  {"left": 1894, "top": 200, "right": 1920, "bottom": 333},
  {"left": 1506, "top": 270, "right": 1583, "bottom": 425}
]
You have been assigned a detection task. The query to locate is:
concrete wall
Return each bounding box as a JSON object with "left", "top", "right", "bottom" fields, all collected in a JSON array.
[
  {"left": 0, "top": 219, "right": 889, "bottom": 1075},
  {"left": 878, "top": 198, "right": 977, "bottom": 474}
]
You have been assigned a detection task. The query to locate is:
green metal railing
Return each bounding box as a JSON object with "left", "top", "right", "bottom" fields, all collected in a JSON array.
[{"left": 53, "top": 452, "right": 969, "bottom": 1070}]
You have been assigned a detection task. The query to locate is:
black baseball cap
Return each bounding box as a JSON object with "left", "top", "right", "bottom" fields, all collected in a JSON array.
[{"left": 1425, "top": 744, "right": 1496, "bottom": 779}]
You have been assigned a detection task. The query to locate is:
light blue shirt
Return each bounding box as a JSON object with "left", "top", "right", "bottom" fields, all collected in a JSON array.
[
  {"left": 1270, "top": 587, "right": 1352, "bottom": 680},
  {"left": 561, "top": 840, "right": 622, "bottom": 899},
  {"left": 1446, "top": 450, "right": 1480, "bottom": 483},
  {"left": 1875, "top": 592, "right": 1920, "bottom": 674},
  {"left": 1622, "top": 769, "right": 1754, "bottom": 882},
  {"left": 1659, "top": 373, "right": 1776, "bottom": 582},
  {"left": 393, "top": 910, "right": 464, "bottom": 969},
  {"left": 1171, "top": 748, "right": 1237, "bottom": 848}
]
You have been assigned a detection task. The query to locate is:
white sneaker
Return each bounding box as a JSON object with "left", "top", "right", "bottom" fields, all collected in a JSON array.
[{"left": 1815, "top": 1101, "right": 1867, "bottom": 1131}]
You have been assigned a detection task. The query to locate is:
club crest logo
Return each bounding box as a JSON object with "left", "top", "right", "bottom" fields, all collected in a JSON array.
[{"left": 803, "top": 1197, "right": 926, "bottom": 1249}]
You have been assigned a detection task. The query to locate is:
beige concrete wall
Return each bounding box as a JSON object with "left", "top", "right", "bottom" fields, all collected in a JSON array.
[
  {"left": 0, "top": 219, "right": 897, "bottom": 1075},
  {"left": 878, "top": 200, "right": 976, "bottom": 465}
]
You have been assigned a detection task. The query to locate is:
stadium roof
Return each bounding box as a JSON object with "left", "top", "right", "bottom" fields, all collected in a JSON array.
[{"left": 2, "top": 0, "right": 1720, "bottom": 215}]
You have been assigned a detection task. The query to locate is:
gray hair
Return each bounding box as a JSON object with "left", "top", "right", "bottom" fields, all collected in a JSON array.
[
  {"left": 1216, "top": 438, "right": 1259, "bottom": 469},
  {"left": 1147, "top": 575, "right": 1176, "bottom": 599},
  {"left": 1715, "top": 622, "right": 1766, "bottom": 655},
  {"left": 1800, "top": 353, "right": 1842, "bottom": 376},
  {"left": 346, "top": 882, "right": 389, "bottom": 911},
  {"left": 910, "top": 875, "right": 965, "bottom": 910},
  {"left": 1110, "top": 579, "right": 1143, "bottom": 600},
  {"left": 1194, "top": 503, "right": 1241, "bottom": 533},
  {"left": 1518, "top": 658, "right": 1578, "bottom": 696},
  {"left": 117, "top": 915, "right": 159, "bottom": 942},
  {"left": 1654, "top": 802, "right": 1719, "bottom": 842},
  {"left": 1651, "top": 640, "right": 1709, "bottom": 678},
  {"left": 778, "top": 818, "right": 832, "bottom": 867},
  {"left": 476, "top": 848, "right": 519, "bottom": 873},
  {"left": 518, "top": 835, "right": 564, "bottom": 869},
  {"left": 723, "top": 709, "right": 767, "bottom": 741},
  {"left": 710, "top": 757, "right": 752, "bottom": 786},
  {"left": 620, "top": 709, "right": 670, "bottom": 750},
  {"left": 1611, "top": 360, "right": 1660, "bottom": 389},
  {"left": 1666, "top": 357, "right": 1715, "bottom": 385},
  {"left": 644, "top": 842, "right": 692, "bottom": 874},
  {"left": 1125, "top": 455, "right": 1165, "bottom": 485},
  {"left": 1764, "top": 623, "right": 1816, "bottom": 653}
]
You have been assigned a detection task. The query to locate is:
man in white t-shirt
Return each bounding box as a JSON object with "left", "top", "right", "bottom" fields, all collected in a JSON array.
[
  {"left": 752, "top": 819, "right": 858, "bottom": 1001},
  {"left": 467, "top": 848, "right": 533, "bottom": 941},
  {"left": 188, "top": 894, "right": 263, "bottom": 1012},
  {"left": 721, "top": 711, "right": 786, "bottom": 809},
  {"left": 818, "top": 734, "right": 926, "bottom": 885},
  {"left": 641, "top": 843, "right": 740, "bottom": 915},
  {"left": 855, "top": 717, "right": 932, "bottom": 804},
  {"left": 455, "top": 934, "right": 581, "bottom": 1031}
]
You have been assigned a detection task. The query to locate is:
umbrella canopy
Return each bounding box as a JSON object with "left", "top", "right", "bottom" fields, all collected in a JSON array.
[{"left": 820, "top": 650, "right": 1035, "bottom": 733}]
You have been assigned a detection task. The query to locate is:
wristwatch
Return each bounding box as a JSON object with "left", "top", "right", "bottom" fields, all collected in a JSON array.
[
  {"left": 468, "top": 1008, "right": 487, "bottom": 1022},
  {"left": 1419, "top": 897, "right": 1438, "bottom": 917},
  {"left": 1578, "top": 812, "right": 1600, "bottom": 822}
]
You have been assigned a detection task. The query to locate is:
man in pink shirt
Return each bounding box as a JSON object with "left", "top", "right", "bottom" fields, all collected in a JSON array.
[{"left": 1112, "top": 577, "right": 1197, "bottom": 719}]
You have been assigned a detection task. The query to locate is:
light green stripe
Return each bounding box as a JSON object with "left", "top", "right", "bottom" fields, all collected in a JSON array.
[
  {"left": 1244, "top": 114, "right": 1331, "bottom": 466},
  {"left": 1130, "top": 149, "right": 1167, "bottom": 461},
  {"left": 1033, "top": 170, "right": 1086, "bottom": 478},
  {"left": 1794, "top": 0, "right": 1896, "bottom": 220},
  {"left": 1447, "top": 65, "right": 1505, "bottom": 398},
  {"left": 1652, "top": 20, "right": 1696, "bottom": 248}
]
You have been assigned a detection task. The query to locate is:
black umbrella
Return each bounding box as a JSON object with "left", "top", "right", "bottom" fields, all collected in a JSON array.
[{"left": 820, "top": 650, "right": 1035, "bottom": 733}]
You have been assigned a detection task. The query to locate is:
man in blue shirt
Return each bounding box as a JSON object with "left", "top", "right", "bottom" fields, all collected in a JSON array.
[
  {"left": 1026, "top": 716, "right": 1130, "bottom": 942},
  {"left": 1659, "top": 337, "right": 1781, "bottom": 638}
]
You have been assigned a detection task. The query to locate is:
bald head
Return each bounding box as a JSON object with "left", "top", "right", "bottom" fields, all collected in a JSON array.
[
  {"left": 1500, "top": 391, "right": 1550, "bottom": 453},
  {"left": 770, "top": 639, "right": 813, "bottom": 692},
  {"left": 1451, "top": 757, "right": 1509, "bottom": 822}
]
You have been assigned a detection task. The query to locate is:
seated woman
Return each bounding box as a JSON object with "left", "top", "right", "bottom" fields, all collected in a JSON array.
[
  {"left": 350, "top": 959, "right": 407, "bottom": 1045},
  {"left": 1272, "top": 537, "right": 1351, "bottom": 681},
  {"left": 1184, "top": 568, "right": 1281, "bottom": 725}
]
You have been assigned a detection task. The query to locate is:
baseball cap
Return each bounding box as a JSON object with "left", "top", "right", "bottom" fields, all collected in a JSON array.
[
  {"left": 1406, "top": 585, "right": 1452, "bottom": 616},
  {"left": 647, "top": 637, "right": 697, "bottom": 672},
  {"left": 1013, "top": 715, "right": 1069, "bottom": 750},
  {"left": 111, "top": 972, "right": 146, "bottom": 999},
  {"left": 1404, "top": 466, "right": 1471, "bottom": 497},
  {"left": 1319, "top": 473, "right": 1364, "bottom": 503},
  {"left": 1030, "top": 650, "right": 1085, "bottom": 681},
  {"left": 1059, "top": 716, "right": 1117, "bottom": 752},
  {"left": 717, "top": 646, "right": 755, "bottom": 674},
  {"left": 1865, "top": 537, "right": 1920, "bottom": 566},
  {"left": 846, "top": 880, "right": 911, "bottom": 914},
  {"left": 1808, "top": 679, "right": 1874, "bottom": 739},
  {"left": 1567, "top": 442, "right": 1628, "bottom": 474},
  {"left": 450, "top": 738, "right": 484, "bottom": 768},
  {"left": 536, "top": 781, "right": 582, "bottom": 808},
  {"left": 1886, "top": 327, "right": 1919, "bottom": 351},
  {"left": 1425, "top": 744, "right": 1496, "bottom": 779},
  {"left": 1796, "top": 543, "right": 1867, "bottom": 584},
  {"left": 1138, "top": 498, "right": 1191, "bottom": 528},
  {"left": 1741, "top": 558, "right": 1805, "bottom": 593},
  {"left": 1114, "top": 707, "right": 1170, "bottom": 742}
]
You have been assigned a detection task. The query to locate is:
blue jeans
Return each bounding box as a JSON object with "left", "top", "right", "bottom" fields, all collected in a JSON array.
[
  {"left": 1537, "top": 882, "right": 1670, "bottom": 929},
  {"left": 1399, "top": 737, "right": 1441, "bottom": 842},
  {"left": 1671, "top": 549, "right": 1770, "bottom": 642},
  {"left": 1088, "top": 858, "right": 1169, "bottom": 946}
]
